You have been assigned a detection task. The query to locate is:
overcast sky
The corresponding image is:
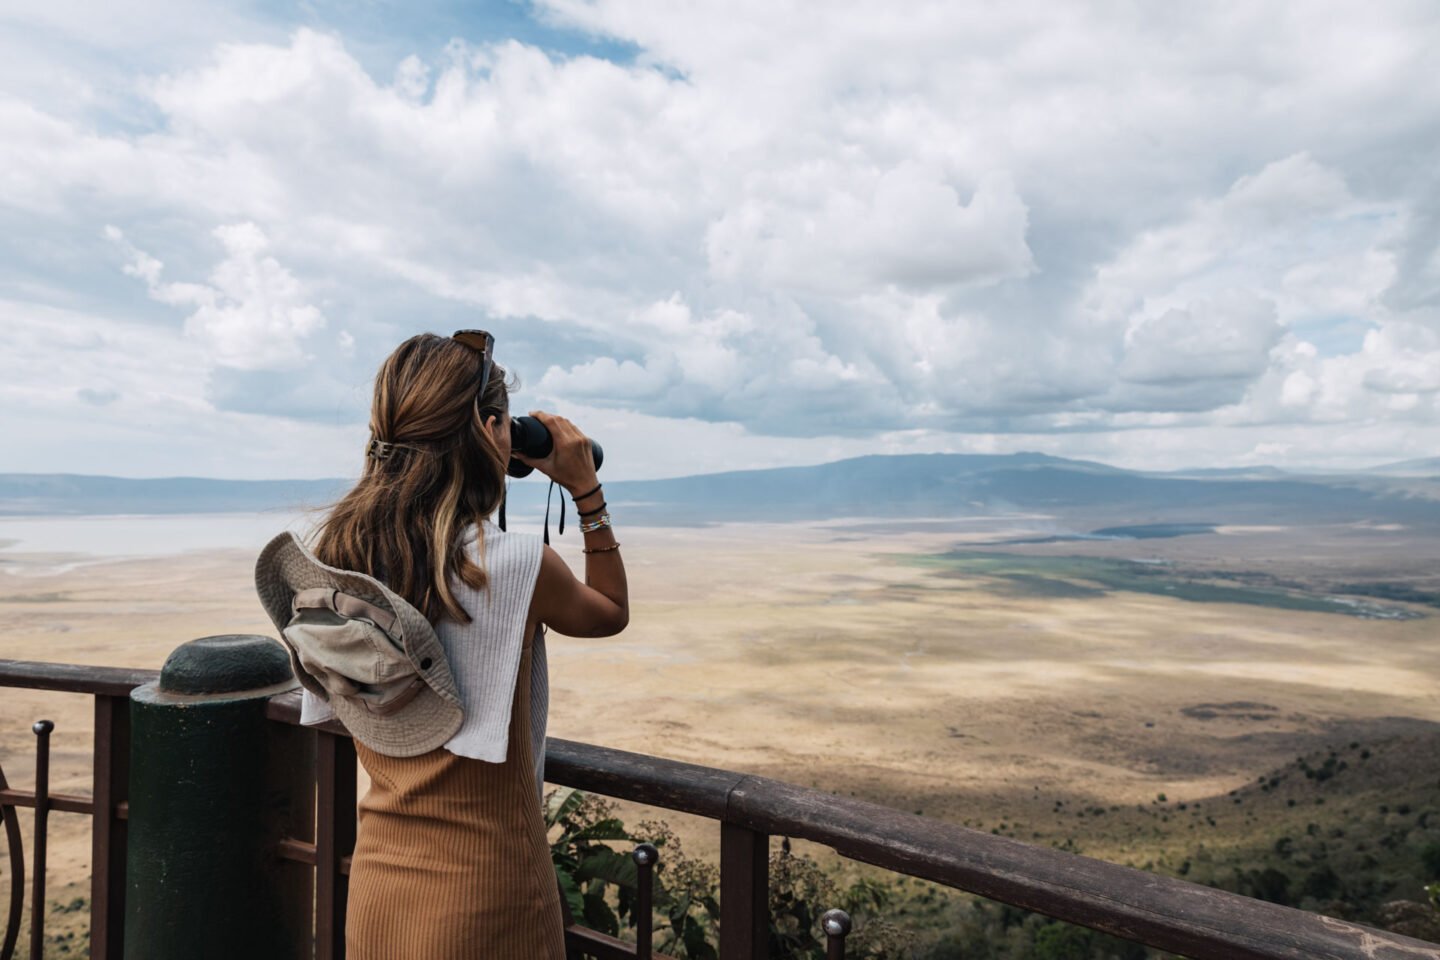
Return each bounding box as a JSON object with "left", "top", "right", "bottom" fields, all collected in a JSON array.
[{"left": 1, "top": 1, "right": 1437, "bottom": 480}]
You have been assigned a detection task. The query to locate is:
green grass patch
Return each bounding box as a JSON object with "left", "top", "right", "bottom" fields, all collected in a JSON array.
[{"left": 905, "top": 551, "right": 1423, "bottom": 619}]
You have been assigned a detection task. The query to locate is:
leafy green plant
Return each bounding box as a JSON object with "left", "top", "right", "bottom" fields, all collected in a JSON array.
[
  {"left": 632, "top": 818, "right": 721, "bottom": 959},
  {"left": 545, "top": 789, "right": 903, "bottom": 958},
  {"left": 545, "top": 786, "right": 644, "bottom": 937},
  {"left": 545, "top": 788, "right": 722, "bottom": 957}
]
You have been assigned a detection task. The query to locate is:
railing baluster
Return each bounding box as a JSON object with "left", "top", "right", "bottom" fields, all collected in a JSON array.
[
  {"left": 90, "top": 695, "right": 129, "bottom": 960},
  {"left": 0, "top": 752, "right": 24, "bottom": 960},
  {"left": 28, "top": 721, "right": 52, "bottom": 960},
  {"left": 315, "top": 730, "right": 357, "bottom": 960},
  {"left": 821, "top": 908, "right": 851, "bottom": 960},
  {"left": 632, "top": 843, "right": 659, "bottom": 960},
  {"left": 719, "top": 823, "right": 768, "bottom": 960}
]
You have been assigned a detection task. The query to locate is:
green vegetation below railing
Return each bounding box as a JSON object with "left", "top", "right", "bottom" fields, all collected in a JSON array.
[
  {"left": 544, "top": 785, "right": 1160, "bottom": 960},
  {"left": 546, "top": 784, "right": 1440, "bottom": 960}
]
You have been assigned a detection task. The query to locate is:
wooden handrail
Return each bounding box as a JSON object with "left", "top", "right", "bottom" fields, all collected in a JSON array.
[{"left": 0, "top": 660, "right": 156, "bottom": 697}]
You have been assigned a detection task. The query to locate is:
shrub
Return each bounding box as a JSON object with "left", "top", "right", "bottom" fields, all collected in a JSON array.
[
  {"left": 1032, "top": 922, "right": 1095, "bottom": 960},
  {"left": 1420, "top": 842, "right": 1440, "bottom": 880},
  {"left": 1236, "top": 866, "right": 1292, "bottom": 906},
  {"left": 1303, "top": 865, "right": 1341, "bottom": 901}
]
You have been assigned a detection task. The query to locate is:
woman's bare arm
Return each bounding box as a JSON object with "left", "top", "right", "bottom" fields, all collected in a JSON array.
[
  {"left": 518, "top": 412, "right": 629, "bottom": 637},
  {"left": 533, "top": 543, "right": 628, "bottom": 637}
]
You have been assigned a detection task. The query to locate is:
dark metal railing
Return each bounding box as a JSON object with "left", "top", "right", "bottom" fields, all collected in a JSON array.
[
  {"left": 0, "top": 662, "right": 141, "bottom": 960},
  {"left": 2, "top": 658, "right": 1438, "bottom": 960}
]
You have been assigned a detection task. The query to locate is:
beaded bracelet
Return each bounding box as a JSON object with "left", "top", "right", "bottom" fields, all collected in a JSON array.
[
  {"left": 579, "top": 513, "right": 612, "bottom": 534},
  {"left": 582, "top": 542, "right": 621, "bottom": 554}
]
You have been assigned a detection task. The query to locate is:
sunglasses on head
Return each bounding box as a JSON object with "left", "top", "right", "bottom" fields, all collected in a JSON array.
[
  {"left": 451, "top": 329, "right": 494, "bottom": 398},
  {"left": 452, "top": 328, "right": 518, "bottom": 533}
]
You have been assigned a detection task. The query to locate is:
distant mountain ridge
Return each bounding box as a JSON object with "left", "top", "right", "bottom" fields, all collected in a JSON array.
[
  {"left": 2, "top": 452, "right": 1436, "bottom": 526},
  {"left": 1365, "top": 457, "right": 1440, "bottom": 477},
  {"left": 605, "top": 453, "right": 1438, "bottom": 525}
]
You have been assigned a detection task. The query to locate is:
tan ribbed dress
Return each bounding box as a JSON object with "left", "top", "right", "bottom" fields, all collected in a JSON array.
[{"left": 346, "top": 622, "right": 567, "bottom": 960}]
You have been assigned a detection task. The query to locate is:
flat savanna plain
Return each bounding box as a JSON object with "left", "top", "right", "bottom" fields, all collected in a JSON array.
[{"left": 2, "top": 516, "right": 1439, "bottom": 946}]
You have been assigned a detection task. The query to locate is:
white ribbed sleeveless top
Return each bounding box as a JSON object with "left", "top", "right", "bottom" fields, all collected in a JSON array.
[{"left": 299, "top": 519, "right": 550, "bottom": 799}]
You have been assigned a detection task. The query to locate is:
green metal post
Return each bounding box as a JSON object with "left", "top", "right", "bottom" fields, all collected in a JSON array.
[{"left": 125, "top": 635, "right": 314, "bottom": 959}]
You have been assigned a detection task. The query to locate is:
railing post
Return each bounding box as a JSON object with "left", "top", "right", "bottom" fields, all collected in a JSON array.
[
  {"left": 314, "top": 730, "right": 356, "bottom": 960},
  {"left": 632, "top": 842, "right": 659, "bottom": 960},
  {"left": 821, "top": 908, "right": 851, "bottom": 960},
  {"left": 28, "top": 721, "right": 51, "bottom": 960},
  {"left": 90, "top": 694, "right": 129, "bottom": 960},
  {"left": 719, "top": 822, "right": 769, "bottom": 960},
  {"left": 124, "top": 636, "right": 312, "bottom": 960}
]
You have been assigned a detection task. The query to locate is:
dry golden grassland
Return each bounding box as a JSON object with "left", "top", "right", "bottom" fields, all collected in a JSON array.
[{"left": 1, "top": 518, "right": 1438, "bottom": 952}]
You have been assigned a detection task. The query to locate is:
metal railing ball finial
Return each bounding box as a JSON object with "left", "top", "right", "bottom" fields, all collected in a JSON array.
[
  {"left": 632, "top": 842, "right": 659, "bottom": 867},
  {"left": 822, "top": 908, "right": 852, "bottom": 960}
]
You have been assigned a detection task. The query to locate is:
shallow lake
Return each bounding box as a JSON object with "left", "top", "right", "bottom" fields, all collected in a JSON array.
[{"left": 0, "top": 511, "right": 552, "bottom": 562}]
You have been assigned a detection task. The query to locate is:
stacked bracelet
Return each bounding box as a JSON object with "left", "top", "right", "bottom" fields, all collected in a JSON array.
[
  {"left": 579, "top": 513, "right": 612, "bottom": 534},
  {"left": 577, "top": 501, "right": 607, "bottom": 518}
]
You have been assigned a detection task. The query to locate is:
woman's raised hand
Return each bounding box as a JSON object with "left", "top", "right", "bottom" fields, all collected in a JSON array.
[{"left": 513, "top": 411, "right": 600, "bottom": 497}]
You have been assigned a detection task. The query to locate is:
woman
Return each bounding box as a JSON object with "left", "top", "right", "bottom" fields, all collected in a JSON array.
[{"left": 301, "top": 331, "right": 627, "bottom": 958}]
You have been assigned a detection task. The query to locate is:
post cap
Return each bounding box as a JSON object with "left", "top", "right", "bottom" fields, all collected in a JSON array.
[
  {"left": 821, "top": 908, "right": 852, "bottom": 938},
  {"left": 159, "top": 635, "right": 295, "bottom": 695}
]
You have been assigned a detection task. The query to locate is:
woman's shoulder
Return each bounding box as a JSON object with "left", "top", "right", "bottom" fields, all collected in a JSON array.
[
  {"left": 469, "top": 518, "right": 542, "bottom": 545},
  {"left": 463, "top": 519, "right": 545, "bottom": 568}
]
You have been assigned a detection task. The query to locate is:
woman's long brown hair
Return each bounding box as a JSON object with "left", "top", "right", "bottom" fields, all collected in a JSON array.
[{"left": 313, "top": 333, "right": 509, "bottom": 624}]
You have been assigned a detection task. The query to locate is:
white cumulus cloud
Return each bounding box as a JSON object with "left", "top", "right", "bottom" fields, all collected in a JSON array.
[{"left": 106, "top": 222, "right": 326, "bottom": 371}]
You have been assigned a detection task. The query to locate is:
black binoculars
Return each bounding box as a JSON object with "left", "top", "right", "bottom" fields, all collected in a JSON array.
[{"left": 508, "top": 416, "right": 604, "bottom": 479}]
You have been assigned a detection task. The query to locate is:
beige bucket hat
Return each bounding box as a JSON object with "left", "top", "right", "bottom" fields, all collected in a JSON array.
[{"left": 255, "top": 531, "right": 463, "bottom": 757}]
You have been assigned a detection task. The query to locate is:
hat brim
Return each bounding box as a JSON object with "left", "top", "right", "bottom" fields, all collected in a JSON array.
[
  {"left": 329, "top": 683, "right": 464, "bottom": 757},
  {"left": 255, "top": 531, "right": 464, "bottom": 756}
]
